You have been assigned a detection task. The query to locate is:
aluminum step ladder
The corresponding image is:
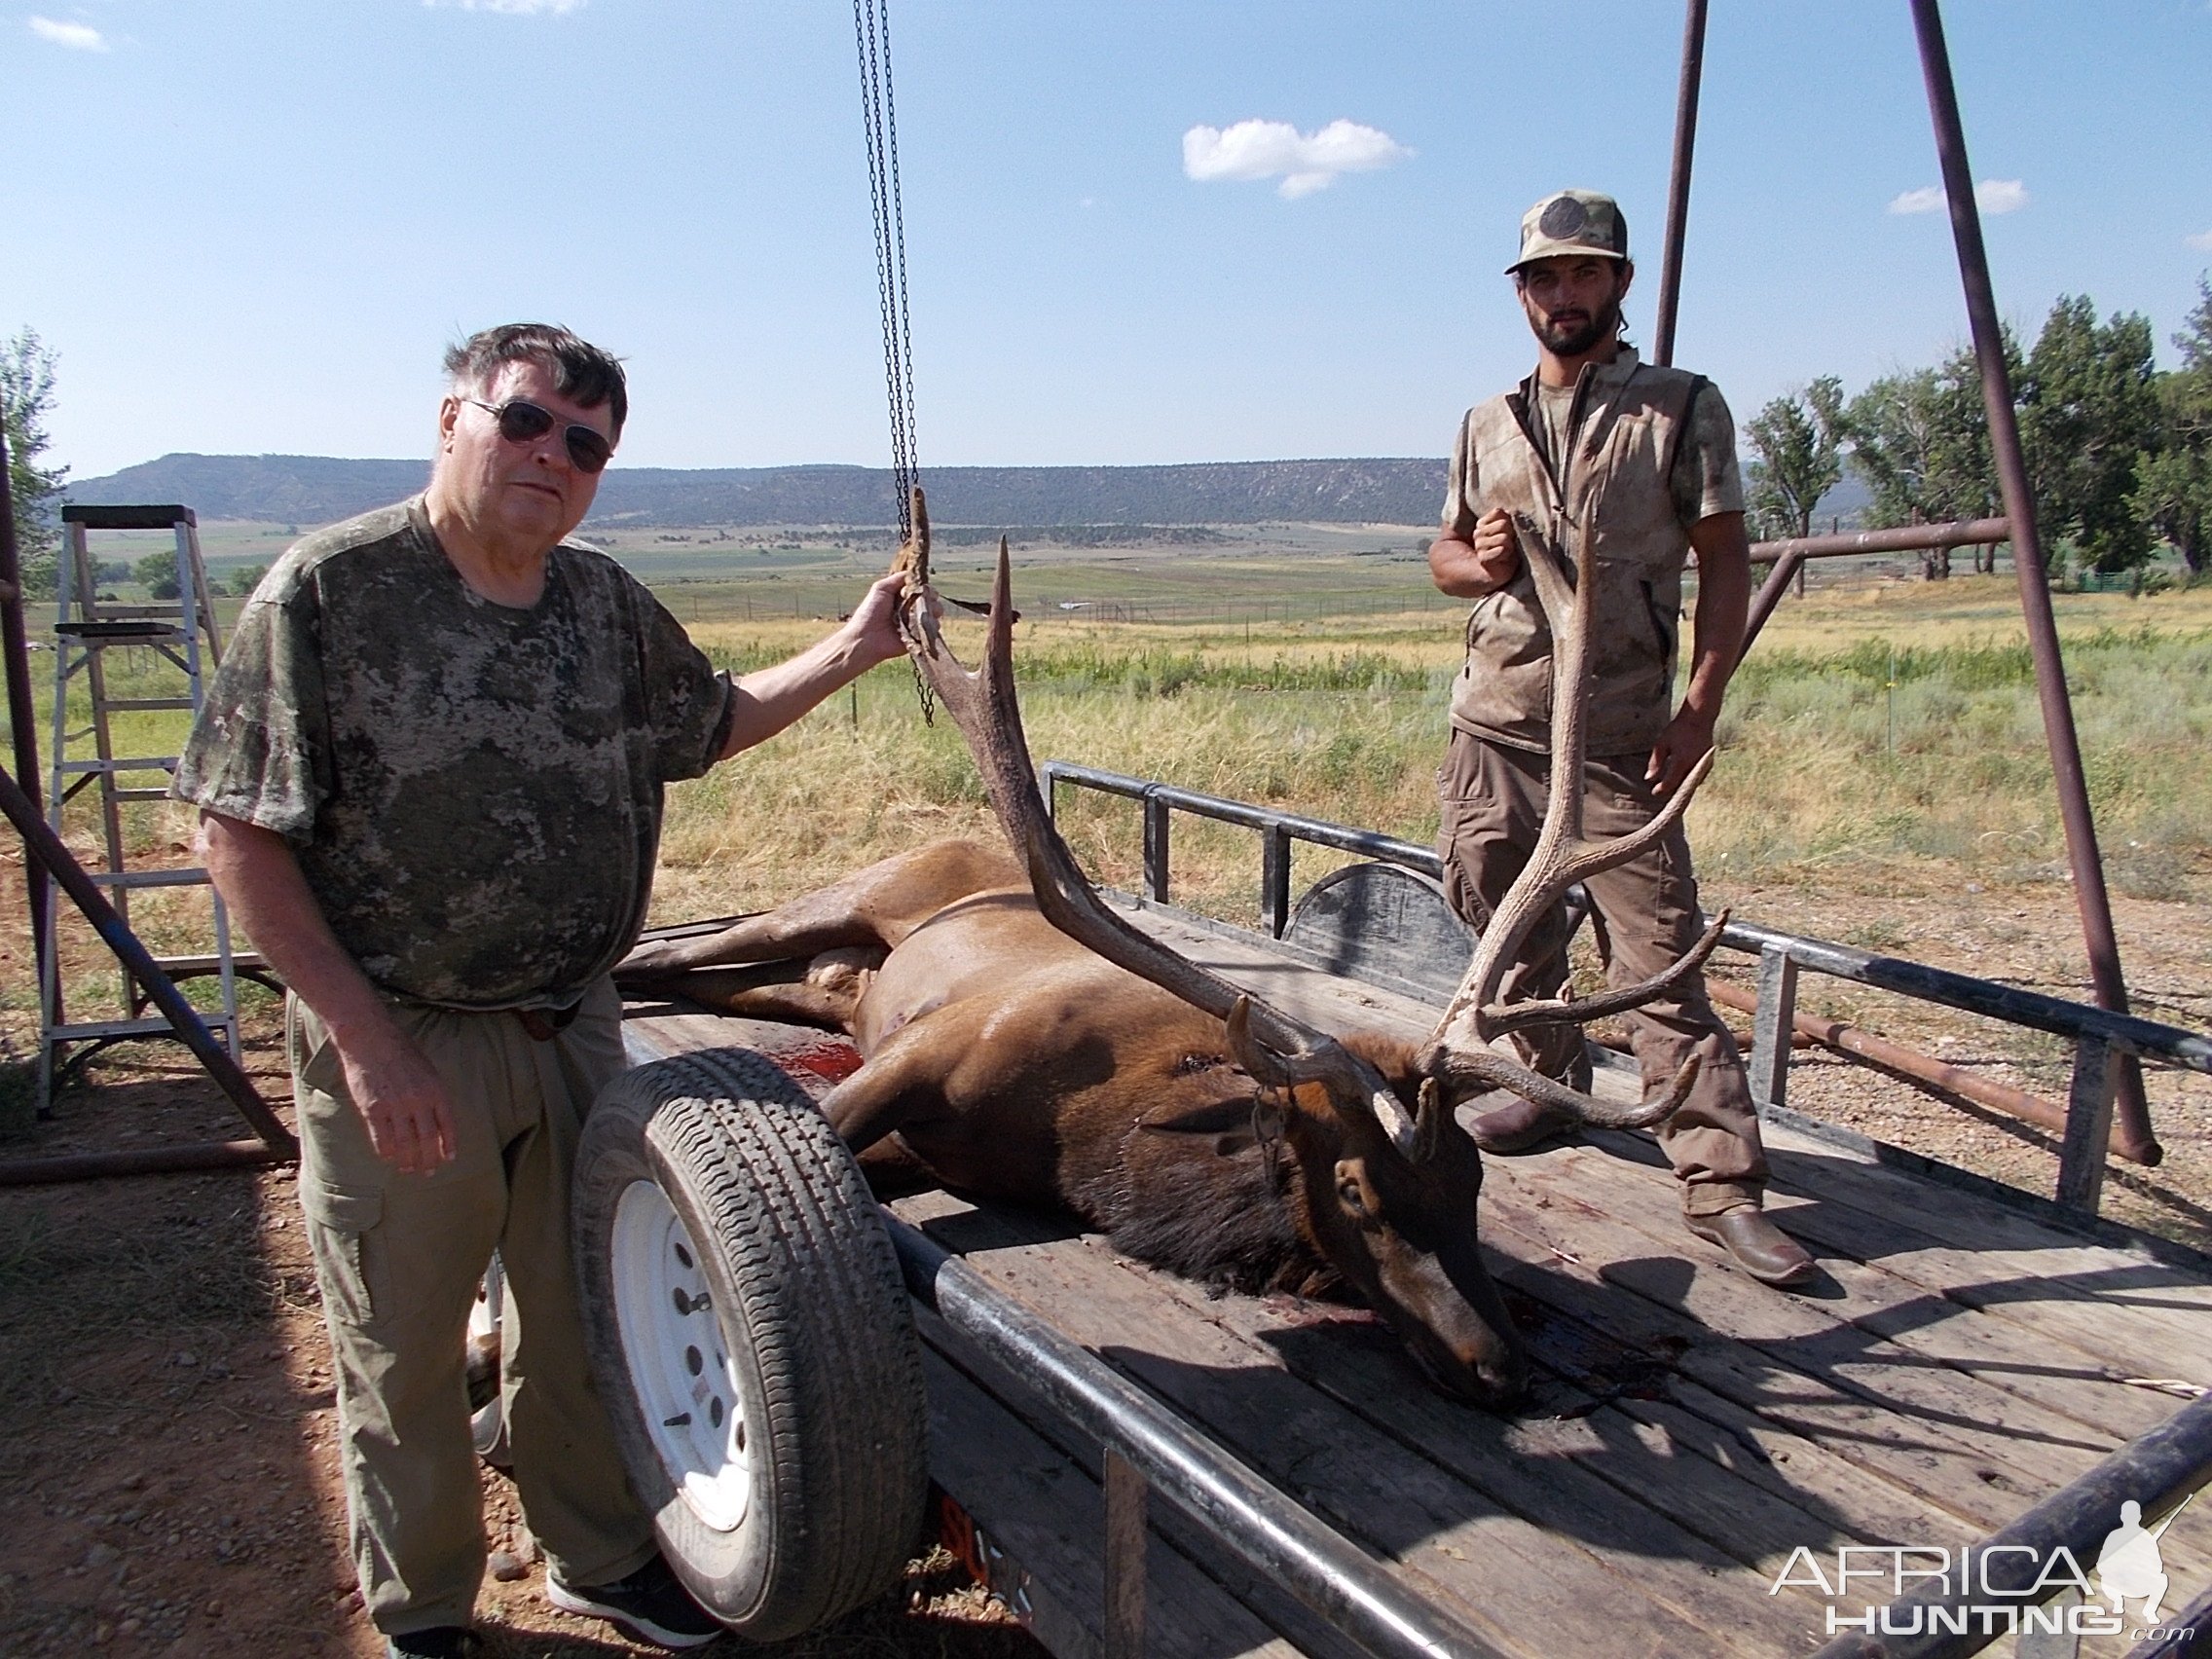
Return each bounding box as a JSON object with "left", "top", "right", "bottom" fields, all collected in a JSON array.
[{"left": 38, "top": 503, "right": 247, "bottom": 1110}]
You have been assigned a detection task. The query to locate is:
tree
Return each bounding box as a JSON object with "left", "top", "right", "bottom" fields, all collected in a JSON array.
[
  {"left": 1843, "top": 345, "right": 2002, "bottom": 575},
  {"left": 2132, "top": 276, "right": 2212, "bottom": 576},
  {"left": 1744, "top": 377, "right": 1846, "bottom": 540},
  {"left": 1, "top": 328, "right": 69, "bottom": 601},
  {"left": 133, "top": 550, "right": 181, "bottom": 601},
  {"left": 2019, "top": 294, "right": 2159, "bottom": 573}
]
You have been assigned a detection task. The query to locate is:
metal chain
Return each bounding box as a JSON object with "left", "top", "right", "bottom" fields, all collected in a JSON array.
[
  {"left": 854, "top": 0, "right": 918, "bottom": 542},
  {"left": 853, "top": 0, "right": 933, "bottom": 721}
]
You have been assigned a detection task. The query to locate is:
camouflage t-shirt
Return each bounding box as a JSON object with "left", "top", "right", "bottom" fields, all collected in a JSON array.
[{"left": 173, "top": 499, "right": 734, "bottom": 1011}]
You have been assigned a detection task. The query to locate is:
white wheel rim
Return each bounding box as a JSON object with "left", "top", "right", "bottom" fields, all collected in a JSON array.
[
  {"left": 468, "top": 1256, "right": 505, "bottom": 1457},
  {"left": 610, "top": 1179, "right": 752, "bottom": 1532}
]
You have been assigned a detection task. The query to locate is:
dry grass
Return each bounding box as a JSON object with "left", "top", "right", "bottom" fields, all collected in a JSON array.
[{"left": 652, "top": 574, "right": 2212, "bottom": 926}]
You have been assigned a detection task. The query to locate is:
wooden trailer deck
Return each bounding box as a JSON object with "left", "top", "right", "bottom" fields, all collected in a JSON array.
[{"left": 622, "top": 903, "right": 2212, "bottom": 1659}]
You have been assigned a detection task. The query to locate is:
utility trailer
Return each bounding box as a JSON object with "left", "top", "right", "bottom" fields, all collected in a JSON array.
[{"left": 579, "top": 776, "right": 2212, "bottom": 1659}]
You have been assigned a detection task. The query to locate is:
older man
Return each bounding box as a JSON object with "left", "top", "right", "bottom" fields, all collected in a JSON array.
[
  {"left": 175, "top": 324, "right": 909, "bottom": 1656},
  {"left": 1428, "top": 192, "right": 1813, "bottom": 1288}
]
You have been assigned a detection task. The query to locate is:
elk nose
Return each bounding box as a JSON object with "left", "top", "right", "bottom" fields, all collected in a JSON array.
[
  {"left": 1473, "top": 1348, "right": 1530, "bottom": 1408},
  {"left": 1415, "top": 1337, "right": 1528, "bottom": 1409}
]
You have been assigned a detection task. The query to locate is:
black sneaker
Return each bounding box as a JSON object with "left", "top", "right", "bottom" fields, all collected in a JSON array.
[
  {"left": 548, "top": 1551, "right": 721, "bottom": 1649},
  {"left": 386, "top": 1630, "right": 482, "bottom": 1659}
]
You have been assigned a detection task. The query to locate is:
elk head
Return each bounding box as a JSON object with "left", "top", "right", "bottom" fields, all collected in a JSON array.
[{"left": 895, "top": 490, "right": 1527, "bottom": 1407}]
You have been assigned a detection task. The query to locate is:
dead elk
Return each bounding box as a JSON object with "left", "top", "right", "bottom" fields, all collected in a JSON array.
[{"left": 619, "top": 835, "right": 1528, "bottom": 1405}]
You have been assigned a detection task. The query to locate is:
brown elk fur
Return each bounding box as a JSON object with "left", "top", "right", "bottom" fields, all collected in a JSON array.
[{"left": 618, "top": 839, "right": 1523, "bottom": 1403}]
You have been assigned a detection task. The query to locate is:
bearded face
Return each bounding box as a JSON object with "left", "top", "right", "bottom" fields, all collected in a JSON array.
[{"left": 1516, "top": 257, "right": 1632, "bottom": 359}]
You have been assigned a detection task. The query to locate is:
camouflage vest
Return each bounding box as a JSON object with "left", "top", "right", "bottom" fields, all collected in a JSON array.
[{"left": 1448, "top": 352, "right": 1708, "bottom": 757}]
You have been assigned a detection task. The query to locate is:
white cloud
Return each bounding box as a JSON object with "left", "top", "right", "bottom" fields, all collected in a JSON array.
[
  {"left": 1887, "top": 178, "right": 2029, "bottom": 216},
  {"left": 2187, "top": 230, "right": 2212, "bottom": 251},
  {"left": 29, "top": 16, "right": 108, "bottom": 51},
  {"left": 1182, "top": 118, "right": 1411, "bottom": 201},
  {"left": 423, "top": 0, "right": 586, "bottom": 14}
]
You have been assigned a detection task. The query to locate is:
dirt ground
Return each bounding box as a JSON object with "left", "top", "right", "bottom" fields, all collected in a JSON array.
[{"left": 0, "top": 1023, "right": 1044, "bottom": 1658}]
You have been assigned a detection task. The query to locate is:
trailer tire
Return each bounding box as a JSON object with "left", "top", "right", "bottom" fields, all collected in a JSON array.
[{"left": 573, "top": 1048, "right": 928, "bottom": 1641}]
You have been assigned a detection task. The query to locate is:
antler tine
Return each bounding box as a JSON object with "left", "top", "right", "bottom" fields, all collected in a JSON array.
[
  {"left": 903, "top": 538, "right": 1405, "bottom": 1138},
  {"left": 1479, "top": 908, "right": 1730, "bottom": 1037},
  {"left": 1422, "top": 508, "right": 1719, "bottom": 1130},
  {"left": 1426, "top": 1043, "right": 1702, "bottom": 1132}
]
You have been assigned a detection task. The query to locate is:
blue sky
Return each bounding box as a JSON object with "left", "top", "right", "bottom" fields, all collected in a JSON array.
[{"left": 6, "top": 1, "right": 2210, "bottom": 482}]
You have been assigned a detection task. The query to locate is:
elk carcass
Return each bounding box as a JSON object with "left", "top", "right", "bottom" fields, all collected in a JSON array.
[{"left": 619, "top": 498, "right": 1724, "bottom": 1409}]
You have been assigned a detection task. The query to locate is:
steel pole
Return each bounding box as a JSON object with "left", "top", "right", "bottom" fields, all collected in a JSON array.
[
  {"left": 1909, "top": 0, "right": 2157, "bottom": 1167},
  {"left": 0, "top": 429, "right": 51, "bottom": 998},
  {"left": 1650, "top": 0, "right": 1709, "bottom": 367}
]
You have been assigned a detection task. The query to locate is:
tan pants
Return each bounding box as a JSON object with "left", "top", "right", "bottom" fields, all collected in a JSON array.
[
  {"left": 1437, "top": 731, "right": 1767, "bottom": 1216},
  {"left": 289, "top": 977, "right": 655, "bottom": 1636}
]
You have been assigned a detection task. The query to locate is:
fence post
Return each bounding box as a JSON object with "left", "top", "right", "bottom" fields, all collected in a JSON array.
[
  {"left": 1142, "top": 791, "right": 1170, "bottom": 903},
  {"left": 2055, "top": 1037, "right": 2119, "bottom": 1215},
  {"left": 1748, "top": 944, "right": 1799, "bottom": 1113},
  {"left": 1261, "top": 825, "right": 1292, "bottom": 939}
]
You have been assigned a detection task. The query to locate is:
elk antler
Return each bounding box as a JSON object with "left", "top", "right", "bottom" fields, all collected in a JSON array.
[
  {"left": 893, "top": 489, "right": 1422, "bottom": 1154},
  {"left": 1417, "top": 509, "right": 1727, "bottom": 1131}
]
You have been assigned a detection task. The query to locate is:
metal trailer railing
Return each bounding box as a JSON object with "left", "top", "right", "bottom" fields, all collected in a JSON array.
[{"left": 1037, "top": 761, "right": 2212, "bottom": 1232}]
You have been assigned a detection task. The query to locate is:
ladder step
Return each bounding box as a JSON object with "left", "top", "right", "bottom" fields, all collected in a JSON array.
[
  {"left": 111, "top": 788, "right": 176, "bottom": 802},
  {"left": 86, "top": 868, "right": 212, "bottom": 890},
  {"left": 58, "top": 757, "right": 179, "bottom": 775},
  {"left": 152, "top": 951, "right": 268, "bottom": 976},
  {"left": 98, "top": 697, "right": 197, "bottom": 713},
  {"left": 47, "top": 1014, "right": 237, "bottom": 1043},
  {"left": 62, "top": 503, "right": 197, "bottom": 531},
  {"left": 54, "top": 620, "right": 184, "bottom": 641}
]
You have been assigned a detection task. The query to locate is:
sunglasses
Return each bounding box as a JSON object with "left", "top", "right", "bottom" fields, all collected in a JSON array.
[{"left": 464, "top": 398, "right": 614, "bottom": 474}]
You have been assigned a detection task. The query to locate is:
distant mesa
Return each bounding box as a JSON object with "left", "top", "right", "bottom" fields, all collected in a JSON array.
[{"left": 65, "top": 454, "right": 1451, "bottom": 531}]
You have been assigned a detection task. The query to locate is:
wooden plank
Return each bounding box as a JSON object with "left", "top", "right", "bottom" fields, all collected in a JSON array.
[
  {"left": 1470, "top": 1169, "right": 2046, "bottom": 1531},
  {"left": 1723, "top": 1121, "right": 2212, "bottom": 1371},
  {"left": 1513, "top": 1134, "right": 2185, "bottom": 1444},
  {"left": 922, "top": 1340, "right": 1302, "bottom": 1659},
  {"left": 1571, "top": 1119, "right": 2212, "bottom": 1387},
  {"left": 1106, "top": 1235, "right": 1866, "bottom": 1640},
  {"left": 901, "top": 1196, "right": 1783, "bottom": 1659},
  {"left": 1471, "top": 1155, "right": 2212, "bottom": 1592},
  {"left": 1113, "top": 904, "right": 1442, "bottom": 1047},
  {"left": 1479, "top": 1248, "right": 1989, "bottom": 1553}
]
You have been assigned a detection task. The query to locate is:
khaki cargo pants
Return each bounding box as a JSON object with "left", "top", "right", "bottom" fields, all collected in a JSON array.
[
  {"left": 288, "top": 977, "right": 656, "bottom": 1636},
  {"left": 1437, "top": 731, "right": 1768, "bottom": 1216}
]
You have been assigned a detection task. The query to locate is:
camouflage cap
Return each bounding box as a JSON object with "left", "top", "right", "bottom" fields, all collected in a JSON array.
[{"left": 1508, "top": 189, "right": 1629, "bottom": 274}]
